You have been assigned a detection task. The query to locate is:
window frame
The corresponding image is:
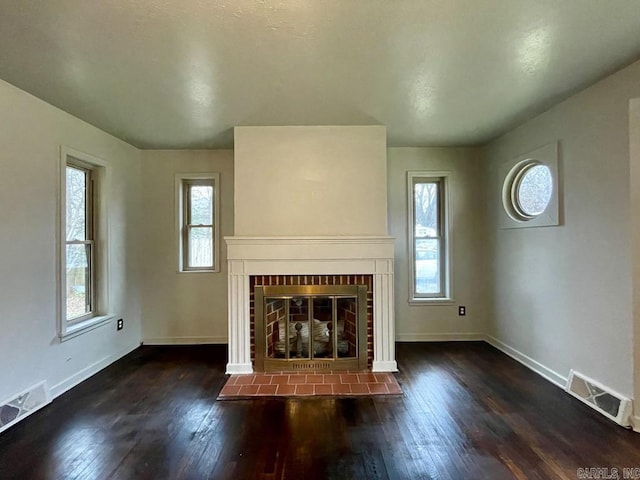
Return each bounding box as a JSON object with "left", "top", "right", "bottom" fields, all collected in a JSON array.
[
  {"left": 499, "top": 142, "right": 560, "bottom": 229},
  {"left": 65, "top": 163, "right": 95, "bottom": 323},
  {"left": 407, "top": 171, "right": 452, "bottom": 303},
  {"left": 58, "top": 146, "right": 112, "bottom": 341},
  {"left": 175, "top": 173, "right": 220, "bottom": 273}
]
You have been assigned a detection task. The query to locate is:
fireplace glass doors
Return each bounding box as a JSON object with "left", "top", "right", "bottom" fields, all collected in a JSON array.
[{"left": 254, "top": 285, "right": 368, "bottom": 372}]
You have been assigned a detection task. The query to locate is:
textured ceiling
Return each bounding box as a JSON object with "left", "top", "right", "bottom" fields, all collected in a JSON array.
[{"left": 1, "top": 0, "right": 639, "bottom": 149}]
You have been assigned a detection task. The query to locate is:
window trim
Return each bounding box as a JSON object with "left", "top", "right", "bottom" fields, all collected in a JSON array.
[
  {"left": 58, "top": 146, "right": 112, "bottom": 341},
  {"left": 407, "top": 171, "right": 453, "bottom": 303},
  {"left": 498, "top": 142, "right": 560, "bottom": 229},
  {"left": 175, "top": 173, "right": 220, "bottom": 273}
]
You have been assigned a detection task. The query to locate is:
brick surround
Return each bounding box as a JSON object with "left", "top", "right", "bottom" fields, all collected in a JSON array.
[{"left": 250, "top": 275, "right": 374, "bottom": 369}]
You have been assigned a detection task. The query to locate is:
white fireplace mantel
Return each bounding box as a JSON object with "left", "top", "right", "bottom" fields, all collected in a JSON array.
[{"left": 225, "top": 236, "right": 397, "bottom": 374}]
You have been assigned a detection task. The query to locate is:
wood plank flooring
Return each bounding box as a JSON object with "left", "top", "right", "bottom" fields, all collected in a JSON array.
[{"left": 0, "top": 342, "right": 639, "bottom": 479}]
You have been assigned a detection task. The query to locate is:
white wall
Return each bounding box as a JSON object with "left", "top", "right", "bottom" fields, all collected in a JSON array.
[
  {"left": 483, "top": 60, "right": 640, "bottom": 396},
  {"left": 0, "top": 79, "right": 142, "bottom": 402},
  {"left": 234, "top": 126, "right": 388, "bottom": 236},
  {"left": 140, "top": 150, "right": 233, "bottom": 344},
  {"left": 630, "top": 98, "right": 640, "bottom": 424},
  {"left": 3, "top": 49, "right": 638, "bottom": 421},
  {"left": 387, "top": 147, "right": 489, "bottom": 340}
]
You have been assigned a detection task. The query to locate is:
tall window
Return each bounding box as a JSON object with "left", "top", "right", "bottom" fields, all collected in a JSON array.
[
  {"left": 59, "top": 147, "right": 110, "bottom": 340},
  {"left": 65, "top": 164, "right": 95, "bottom": 321},
  {"left": 177, "top": 174, "right": 219, "bottom": 272},
  {"left": 408, "top": 173, "right": 450, "bottom": 300}
]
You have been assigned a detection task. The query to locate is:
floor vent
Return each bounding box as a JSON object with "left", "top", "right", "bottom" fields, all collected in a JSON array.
[
  {"left": 566, "top": 370, "right": 632, "bottom": 427},
  {"left": 0, "top": 381, "right": 49, "bottom": 434},
  {"left": 291, "top": 362, "right": 331, "bottom": 370}
]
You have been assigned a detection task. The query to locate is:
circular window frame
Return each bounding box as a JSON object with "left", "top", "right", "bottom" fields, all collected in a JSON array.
[{"left": 502, "top": 160, "right": 553, "bottom": 222}]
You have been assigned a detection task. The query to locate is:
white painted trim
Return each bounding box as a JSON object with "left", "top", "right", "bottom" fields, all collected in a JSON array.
[
  {"left": 58, "top": 145, "right": 112, "bottom": 341},
  {"left": 142, "top": 336, "right": 228, "bottom": 345},
  {"left": 227, "top": 269, "right": 252, "bottom": 374},
  {"left": 406, "top": 171, "right": 454, "bottom": 302},
  {"left": 175, "top": 172, "right": 221, "bottom": 273},
  {"left": 49, "top": 343, "right": 138, "bottom": 399},
  {"left": 225, "top": 236, "right": 395, "bottom": 261},
  {"left": 396, "top": 333, "right": 485, "bottom": 342},
  {"left": 374, "top": 267, "right": 396, "bottom": 372},
  {"left": 226, "top": 236, "right": 394, "bottom": 245},
  {"left": 498, "top": 142, "right": 560, "bottom": 229},
  {"left": 372, "top": 360, "right": 398, "bottom": 372},
  {"left": 484, "top": 335, "right": 567, "bottom": 388},
  {"left": 59, "top": 314, "right": 115, "bottom": 342},
  {"left": 226, "top": 363, "right": 254, "bottom": 374},
  {"left": 407, "top": 299, "right": 457, "bottom": 306},
  {"left": 61, "top": 145, "right": 109, "bottom": 168}
]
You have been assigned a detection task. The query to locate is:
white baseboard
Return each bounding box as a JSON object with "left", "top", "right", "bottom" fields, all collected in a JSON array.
[
  {"left": 50, "top": 343, "right": 138, "bottom": 399},
  {"left": 142, "top": 336, "right": 228, "bottom": 345},
  {"left": 484, "top": 335, "right": 567, "bottom": 389},
  {"left": 396, "top": 332, "right": 485, "bottom": 342}
]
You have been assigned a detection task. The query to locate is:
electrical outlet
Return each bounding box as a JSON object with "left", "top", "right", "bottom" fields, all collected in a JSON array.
[
  {"left": 458, "top": 306, "right": 466, "bottom": 316},
  {"left": 117, "top": 318, "right": 124, "bottom": 330}
]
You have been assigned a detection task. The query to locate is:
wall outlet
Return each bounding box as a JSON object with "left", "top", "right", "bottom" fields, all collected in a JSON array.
[
  {"left": 117, "top": 318, "right": 124, "bottom": 330},
  {"left": 458, "top": 306, "right": 466, "bottom": 316}
]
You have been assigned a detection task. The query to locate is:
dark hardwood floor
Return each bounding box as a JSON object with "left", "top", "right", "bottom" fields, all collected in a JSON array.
[{"left": 1, "top": 342, "right": 639, "bottom": 480}]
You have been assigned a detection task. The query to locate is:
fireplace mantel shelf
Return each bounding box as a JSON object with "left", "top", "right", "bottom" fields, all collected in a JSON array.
[
  {"left": 226, "top": 236, "right": 395, "bottom": 244},
  {"left": 225, "top": 235, "right": 397, "bottom": 375},
  {"left": 225, "top": 236, "right": 395, "bottom": 263}
]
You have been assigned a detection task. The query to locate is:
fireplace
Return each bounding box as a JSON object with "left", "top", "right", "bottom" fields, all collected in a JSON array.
[
  {"left": 253, "top": 279, "right": 371, "bottom": 372},
  {"left": 225, "top": 236, "right": 397, "bottom": 374},
  {"left": 227, "top": 126, "right": 396, "bottom": 375}
]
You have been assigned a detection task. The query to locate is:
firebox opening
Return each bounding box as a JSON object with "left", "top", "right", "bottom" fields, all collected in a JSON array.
[{"left": 254, "top": 284, "right": 369, "bottom": 372}]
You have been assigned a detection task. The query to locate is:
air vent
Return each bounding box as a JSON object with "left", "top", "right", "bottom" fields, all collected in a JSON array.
[
  {"left": 566, "top": 370, "right": 632, "bottom": 427},
  {"left": 0, "top": 381, "right": 50, "bottom": 433},
  {"left": 291, "top": 362, "right": 331, "bottom": 370}
]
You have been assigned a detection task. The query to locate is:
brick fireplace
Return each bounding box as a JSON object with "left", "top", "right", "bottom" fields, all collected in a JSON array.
[{"left": 225, "top": 236, "right": 397, "bottom": 373}]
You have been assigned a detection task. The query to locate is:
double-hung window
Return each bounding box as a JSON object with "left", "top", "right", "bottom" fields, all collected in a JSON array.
[
  {"left": 65, "top": 163, "right": 95, "bottom": 321},
  {"left": 59, "top": 147, "right": 110, "bottom": 340},
  {"left": 408, "top": 172, "right": 450, "bottom": 300},
  {"left": 177, "top": 174, "right": 220, "bottom": 272}
]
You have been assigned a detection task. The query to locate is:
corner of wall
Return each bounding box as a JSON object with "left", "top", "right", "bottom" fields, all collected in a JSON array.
[{"left": 630, "top": 97, "right": 640, "bottom": 423}]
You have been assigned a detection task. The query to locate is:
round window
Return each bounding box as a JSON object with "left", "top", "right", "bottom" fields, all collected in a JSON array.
[{"left": 503, "top": 161, "right": 553, "bottom": 221}]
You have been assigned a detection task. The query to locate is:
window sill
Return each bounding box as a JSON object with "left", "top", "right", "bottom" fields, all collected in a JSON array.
[
  {"left": 177, "top": 269, "right": 220, "bottom": 274},
  {"left": 408, "top": 298, "right": 456, "bottom": 306},
  {"left": 59, "top": 314, "right": 115, "bottom": 342}
]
